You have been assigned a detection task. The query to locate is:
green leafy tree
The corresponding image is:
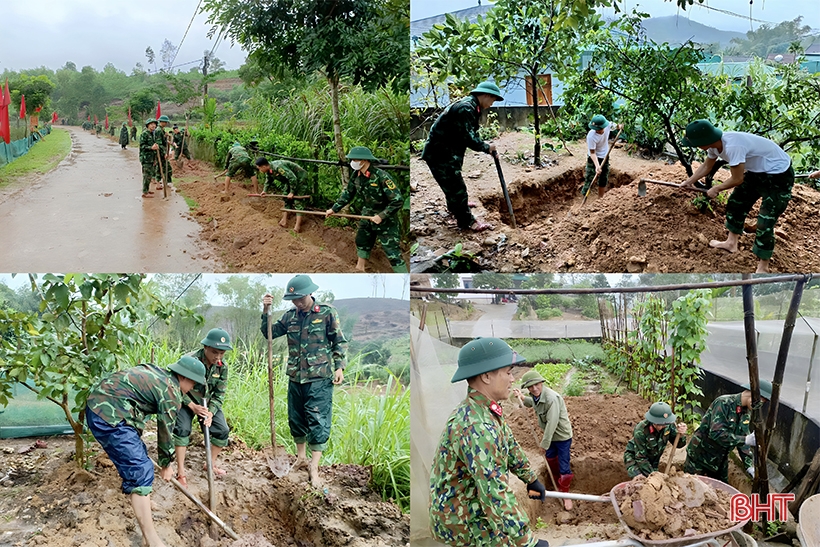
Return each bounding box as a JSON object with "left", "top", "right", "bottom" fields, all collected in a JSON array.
[
  {"left": 148, "top": 275, "right": 212, "bottom": 348},
  {"left": 726, "top": 17, "right": 813, "bottom": 57},
  {"left": 0, "top": 274, "right": 200, "bottom": 465},
  {"left": 127, "top": 88, "right": 158, "bottom": 120},
  {"left": 473, "top": 273, "right": 513, "bottom": 304},
  {"left": 213, "top": 275, "right": 282, "bottom": 346},
  {"left": 10, "top": 74, "right": 56, "bottom": 113},
  {"left": 432, "top": 273, "right": 459, "bottom": 302},
  {"left": 415, "top": 0, "right": 616, "bottom": 164},
  {"left": 315, "top": 290, "right": 336, "bottom": 304}
]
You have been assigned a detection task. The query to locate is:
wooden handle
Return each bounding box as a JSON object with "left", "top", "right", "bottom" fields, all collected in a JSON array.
[
  {"left": 641, "top": 178, "right": 708, "bottom": 193},
  {"left": 247, "top": 194, "right": 311, "bottom": 199},
  {"left": 666, "top": 431, "right": 682, "bottom": 473},
  {"left": 282, "top": 208, "right": 372, "bottom": 220}
]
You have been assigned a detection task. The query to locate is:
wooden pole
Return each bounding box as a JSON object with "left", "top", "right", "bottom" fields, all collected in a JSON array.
[
  {"left": 266, "top": 307, "right": 276, "bottom": 447},
  {"left": 202, "top": 397, "right": 218, "bottom": 538},
  {"left": 282, "top": 208, "right": 371, "bottom": 220}
]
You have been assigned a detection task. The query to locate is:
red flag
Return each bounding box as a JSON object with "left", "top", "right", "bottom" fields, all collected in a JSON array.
[
  {"left": 0, "top": 79, "right": 10, "bottom": 144},
  {"left": 19, "top": 94, "right": 26, "bottom": 119},
  {"left": 127, "top": 107, "right": 133, "bottom": 127},
  {"left": 52, "top": 111, "right": 58, "bottom": 123},
  {"left": 155, "top": 101, "right": 161, "bottom": 120},
  {"left": 87, "top": 114, "right": 91, "bottom": 121},
  {"left": 34, "top": 106, "right": 42, "bottom": 113},
  {"left": 105, "top": 114, "right": 109, "bottom": 129}
]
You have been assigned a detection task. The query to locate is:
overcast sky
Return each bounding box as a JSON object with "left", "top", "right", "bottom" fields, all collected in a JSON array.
[
  {"left": 411, "top": 0, "right": 819, "bottom": 34},
  {"left": 0, "top": 0, "right": 247, "bottom": 73},
  {"left": 0, "top": 274, "right": 410, "bottom": 307}
]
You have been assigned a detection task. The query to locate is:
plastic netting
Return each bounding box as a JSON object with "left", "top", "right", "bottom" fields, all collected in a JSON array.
[
  {"left": 0, "top": 126, "right": 53, "bottom": 167},
  {"left": 0, "top": 383, "right": 74, "bottom": 439}
]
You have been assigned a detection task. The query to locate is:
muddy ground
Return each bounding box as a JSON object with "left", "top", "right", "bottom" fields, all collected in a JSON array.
[
  {"left": 0, "top": 434, "right": 408, "bottom": 547},
  {"left": 503, "top": 384, "right": 753, "bottom": 543},
  {"left": 410, "top": 132, "right": 820, "bottom": 273},
  {"left": 173, "top": 160, "right": 407, "bottom": 273}
]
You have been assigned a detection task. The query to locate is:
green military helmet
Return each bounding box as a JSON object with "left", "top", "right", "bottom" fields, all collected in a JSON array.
[
  {"left": 469, "top": 81, "right": 504, "bottom": 101},
  {"left": 145, "top": 118, "right": 157, "bottom": 127},
  {"left": 741, "top": 379, "right": 773, "bottom": 400},
  {"left": 168, "top": 355, "right": 206, "bottom": 385},
  {"left": 232, "top": 141, "right": 241, "bottom": 147},
  {"left": 201, "top": 328, "right": 232, "bottom": 351},
  {"left": 681, "top": 119, "right": 723, "bottom": 147},
  {"left": 157, "top": 115, "right": 170, "bottom": 123},
  {"left": 589, "top": 114, "right": 609, "bottom": 130},
  {"left": 451, "top": 337, "right": 527, "bottom": 383},
  {"left": 645, "top": 402, "right": 676, "bottom": 424},
  {"left": 520, "top": 370, "right": 546, "bottom": 389},
  {"left": 283, "top": 274, "right": 319, "bottom": 300},
  {"left": 346, "top": 146, "right": 378, "bottom": 161}
]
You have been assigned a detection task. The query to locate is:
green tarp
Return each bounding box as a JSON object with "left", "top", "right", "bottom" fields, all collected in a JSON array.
[
  {"left": 0, "top": 382, "right": 75, "bottom": 439},
  {"left": 0, "top": 125, "right": 52, "bottom": 168}
]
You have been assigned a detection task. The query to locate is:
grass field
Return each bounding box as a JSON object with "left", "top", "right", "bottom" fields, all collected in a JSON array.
[
  {"left": 507, "top": 339, "right": 606, "bottom": 364},
  {"left": 0, "top": 128, "right": 72, "bottom": 189}
]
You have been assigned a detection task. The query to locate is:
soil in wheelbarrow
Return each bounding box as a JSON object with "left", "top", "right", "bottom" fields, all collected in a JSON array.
[
  {"left": 503, "top": 389, "right": 751, "bottom": 541},
  {"left": 0, "top": 432, "right": 408, "bottom": 547},
  {"left": 175, "top": 160, "right": 405, "bottom": 273},
  {"left": 613, "top": 470, "right": 735, "bottom": 541},
  {"left": 410, "top": 131, "right": 820, "bottom": 273}
]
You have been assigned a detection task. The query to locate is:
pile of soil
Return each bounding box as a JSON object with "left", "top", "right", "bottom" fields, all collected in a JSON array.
[
  {"left": 0, "top": 435, "right": 408, "bottom": 547},
  {"left": 411, "top": 132, "right": 820, "bottom": 273},
  {"left": 175, "top": 160, "right": 405, "bottom": 272},
  {"left": 614, "top": 470, "right": 734, "bottom": 541}
]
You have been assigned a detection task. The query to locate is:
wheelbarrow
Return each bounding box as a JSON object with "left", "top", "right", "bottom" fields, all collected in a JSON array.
[
  {"left": 532, "top": 475, "right": 749, "bottom": 547},
  {"left": 798, "top": 493, "right": 820, "bottom": 547}
]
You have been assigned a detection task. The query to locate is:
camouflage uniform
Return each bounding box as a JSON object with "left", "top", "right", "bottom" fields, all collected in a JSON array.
[
  {"left": 130, "top": 125, "right": 137, "bottom": 142},
  {"left": 430, "top": 388, "right": 537, "bottom": 547},
  {"left": 683, "top": 393, "right": 753, "bottom": 482},
  {"left": 95, "top": 124, "right": 102, "bottom": 135},
  {"left": 264, "top": 159, "right": 308, "bottom": 211},
  {"left": 581, "top": 157, "right": 610, "bottom": 196},
  {"left": 153, "top": 126, "right": 172, "bottom": 185},
  {"left": 724, "top": 165, "right": 794, "bottom": 260},
  {"left": 173, "top": 130, "right": 191, "bottom": 160},
  {"left": 139, "top": 129, "right": 159, "bottom": 193},
  {"left": 225, "top": 144, "right": 255, "bottom": 179},
  {"left": 330, "top": 167, "right": 407, "bottom": 273},
  {"left": 119, "top": 125, "right": 129, "bottom": 149},
  {"left": 85, "top": 364, "right": 184, "bottom": 494},
  {"left": 522, "top": 386, "right": 573, "bottom": 488},
  {"left": 421, "top": 95, "right": 490, "bottom": 229},
  {"left": 109, "top": 125, "right": 115, "bottom": 136},
  {"left": 260, "top": 298, "right": 347, "bottom": 451},
  {"left": 624, "top": 420, "right": 686, "bottom": 478},
  {"left": 173, "top": 348, "right": 230, "bottom": 449}
]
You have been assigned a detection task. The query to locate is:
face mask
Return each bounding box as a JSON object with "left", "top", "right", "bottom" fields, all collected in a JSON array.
[{"left": 350, "top": 160, "right": 364, "bottom": 171}]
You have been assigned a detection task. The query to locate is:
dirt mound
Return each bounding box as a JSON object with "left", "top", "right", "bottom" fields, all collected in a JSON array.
[
  {"left": 614, "top": 471, "right": 734, "bottom": 541},
  {"left": 0, "top": 436, "right": 408, "bottom": 546},
  {"left": 411, "top": 132, "right": 820, "bottom": 272},
  {"left": 176, "top": 160, "right": 405, "bottom": 272}
]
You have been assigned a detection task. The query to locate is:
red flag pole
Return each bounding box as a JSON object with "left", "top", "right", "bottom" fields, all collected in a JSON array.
[{"left": 155, "top": 101, "right": 161, "bottom": 120}]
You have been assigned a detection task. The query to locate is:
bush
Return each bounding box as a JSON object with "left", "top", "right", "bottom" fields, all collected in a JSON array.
[{"left": 535, "top": 307, "right": 562, "bottom": 320}]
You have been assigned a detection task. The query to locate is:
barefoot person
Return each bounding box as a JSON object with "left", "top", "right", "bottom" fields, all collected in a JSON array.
[
  {"left": 624, "top": 402, "right": 687, "bottom": 478},
  {"left": 172, "top": 328, "right": 233, "bottom": 487},
  {"left": 421, "top": 81, "right": 503, "bottom": 232},
  {"left": 255, "top": 157, "right": 309, "bottom": 232},
  {"left": 325, "top": 146, "right": 408, "bottom": 272},
  {"left": 430, "top": 338, "right": 549, "bottom": 547},
  {"left": 85, "top": 357, "right": 208, "bottom": 547},
  {"left": 680, "top": 120, "right": 795, "bottom": 273},
  {"left": 138, "top": 119, "right": 159, "bottom": 198},
  {"left": 260, "top": 275, "right": 347, "bottom": 487},
  {"left": 223, "top": 141, "right": 259, "bottom": 194},
  {"left": 581, "top": 115, "right": 623, "bottom": 198},
  {"left": 513, "top": 370, "right": 575, "bottom": 510}
]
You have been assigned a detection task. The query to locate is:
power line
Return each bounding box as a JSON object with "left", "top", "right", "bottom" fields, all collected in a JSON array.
[
  {"left": 146, "top": 273, "right": 203, "bottom": 332},
  {"left": 171, "top": 0, "right": 205, "bottom": 68},
  {"left": 691, "top": 3, "right": 773, "bottom": 25}
]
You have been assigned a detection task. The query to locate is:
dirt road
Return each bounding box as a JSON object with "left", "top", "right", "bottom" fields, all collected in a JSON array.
[{"left": 0, "top": 127, "right": 215, "bottom": 271}]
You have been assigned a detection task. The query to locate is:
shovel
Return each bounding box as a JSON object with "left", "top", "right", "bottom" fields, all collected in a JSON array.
[
  {"left": 664, "top": 430, "right": 682, "bottom": 473},
  {"left": 492, "top": 151, "right": 516, "bottom": 229},
  {"left": 155, "top": 149, "right": 168, "bottom": 199},
  {"left": 264, "top": 305, "right": 293, "bottom": 477},
  {"left": 637, "top": 178, "right": 709, "bottom": 197},
  {"left": 202, "top": 398, "right": 218, "bottom": 538},
  {"left": 247, "top": 194, "right": 311, "bottom": 199},
  {"left": 283, "top": 208, "right": 373, "bottom": 220}
]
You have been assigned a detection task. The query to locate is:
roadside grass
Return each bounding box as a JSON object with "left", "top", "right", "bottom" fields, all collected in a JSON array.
[
  {"left": 182, "top": 195, "right": 199, "bottom": 210},
  {"left": 0, "top": 128, "right": 72, "bottom": 189}
]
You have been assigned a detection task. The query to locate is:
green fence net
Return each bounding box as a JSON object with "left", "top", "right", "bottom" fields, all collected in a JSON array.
[
  {"left": 0, "top": 382, "right": 74, "bottom": 439},
  {"left": 0, "top": 125, "right": 53, "bottom": 168}
]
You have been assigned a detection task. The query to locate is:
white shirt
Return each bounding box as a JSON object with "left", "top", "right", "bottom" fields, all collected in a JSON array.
[
  {"left": 586, "top": 126, "right": 611, "bottom": 159},
  {"left": 706, "top": 131, "right": 791, "bottom": 174}
]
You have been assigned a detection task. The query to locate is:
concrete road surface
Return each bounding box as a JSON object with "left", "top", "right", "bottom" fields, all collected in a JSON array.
[{"left": 449, "top": 303, "right": 603, "bottom": 339}]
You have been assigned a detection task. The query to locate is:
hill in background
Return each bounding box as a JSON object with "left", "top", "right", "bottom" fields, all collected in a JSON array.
[{"left": 639, "top": 15, "right": 745, "bottom": 48}]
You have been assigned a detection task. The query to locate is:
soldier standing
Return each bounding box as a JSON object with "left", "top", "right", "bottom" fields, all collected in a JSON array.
[
  {"left": 513, "top": 370, "right": 575, "bottom": 510},
  {"left": 173, "top": 329, "right": 233, "bottom": 487},
  {"left": 131, "top": 124, "right": 138, "bottom": 142},
  {"left": 255, "top": 157, "right": 309, "bottom": 232},
  {"left": 430, "top": 337, "right": 549, "bottom": 547},
  {"left": 95, "top": 123, "right": 102, "bottom": 136},
  {"left": 421, "top": 81, "right": 503, "bottom": 232},
  {"left": 260, "top": 275, "right": 347, "bottom": 488},
  {"left": 172, "top": 125, "right": 191, "bottom": 162},
  {"left": 154, "top": 115, "right": 173, "bottom": 187},
  {"left": 680, "top": 119, "right": 795, "bottom": 273},
  {"left": 624, "top": 402, "right": 687, "bottom": 478},
  {"left": 139, "top": 119, "right": 159, "bottom": 198},
  {"left": 325, "top": 146, "right": 407, "bottom": 273},
  {"left": 85, "top": 357, "right": 208, "bottom": 547},
  {"left": 109, "top": 124, "right": 115, "bottom": 136},
  {"left": 119, "top": 122, "right": 130, "bottom": 150},
  {"left": 683, "top": 380, "right": 770, "bottom": 482},
  {"left": 223, "top": 141, "right": 259, "bottom": 194}
]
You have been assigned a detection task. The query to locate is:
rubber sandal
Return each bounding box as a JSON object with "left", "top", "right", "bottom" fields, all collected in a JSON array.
[{"left": 175, "top": 474, "right": 188, "bottom": 488}]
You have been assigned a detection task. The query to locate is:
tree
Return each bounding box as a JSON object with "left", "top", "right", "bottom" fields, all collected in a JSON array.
[
  {"left": 432, "top": 273, "right": 459, "bottom": 302},
  {"left": 148, "top": 275, "right": 212, "bottom": 348},
  {"left": 145, "top": 46, "right": 157, "bottom": 72},
  {"left": 127, "top": 88, "right": 158, "bottom": 120},
  {"left": 314, "top": 290, "right": 336, "bottom": 304},
  {"left": 726, "top": 17, "right": 813, "bottom": 57},
  {"left": 0, "top": 274, "right": 199, "bottom": 465},
  {"left": 579, "top": 12, "right": 724, "bottom": 175},
  {"left": 472, "top": 273, "right": 513, "bottom": 304},
  {"left": 202, "top": 0, "right": 409, "bottom": 179},
  {"left": 213, "top": 275, "right": 282, "bottom": 346},
  {"left": 62, "top": 61, "right": 77, "bottom": 72},
  {"left": 415, "top": 0, "right": 616, "bottom": 165},
  {"left": 10, "top": 74, "right": 56, "bottom": 113},
  {"left": 160, "top": 39, "right": 178, "bottom": 72}
]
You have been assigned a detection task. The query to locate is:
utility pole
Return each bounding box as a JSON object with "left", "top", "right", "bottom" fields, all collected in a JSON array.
[{"left": 202, "top": 54, "right": 209, "bottom": 105}]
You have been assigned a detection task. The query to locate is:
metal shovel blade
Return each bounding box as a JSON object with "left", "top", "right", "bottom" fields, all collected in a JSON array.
[
  {"left": 268, "top": 456, "right": 294, "bottom": 478},
  {"left": 638, "top": 179, "right": 647, "bottom": 197}
]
